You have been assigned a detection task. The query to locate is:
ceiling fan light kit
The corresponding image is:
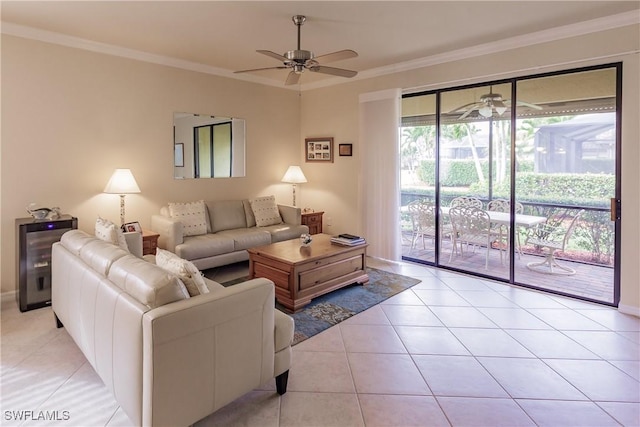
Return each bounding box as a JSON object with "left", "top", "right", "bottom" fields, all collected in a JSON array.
[
  {"left": 235, "top": 15, "right": 358, "bottom": 85},
  {"left": 452, "top": 86, "right": 542, "bottom": 119}
]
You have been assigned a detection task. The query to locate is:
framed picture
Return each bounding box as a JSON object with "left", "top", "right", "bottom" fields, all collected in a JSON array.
[
  {"left": 305, "top": 137, "right": 334, "bottom": 163},
  {"left": 122, "top": 221, "right": 142, "bottom": 233},
  {"left": 174, "top": 143, "right": 184, "bottom": 167},
  {"left": 339, "top": 143, "right": 353, "bottom": 156}
]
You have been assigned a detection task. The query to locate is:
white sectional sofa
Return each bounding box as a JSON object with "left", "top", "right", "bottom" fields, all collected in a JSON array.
[
  {"left": 52, "top": 230, "right": 294, "bottom": 426},
  {"left": 151, "top": 198, "right": 309, "bottom": 270}
]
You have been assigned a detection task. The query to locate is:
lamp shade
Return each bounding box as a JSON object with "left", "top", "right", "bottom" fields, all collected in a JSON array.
[
  {"left": 281, "top": 166, "right": 307, "bottom": 184},
  {"left": 103, "top": 169, "right": 141, "bottom": 194}
]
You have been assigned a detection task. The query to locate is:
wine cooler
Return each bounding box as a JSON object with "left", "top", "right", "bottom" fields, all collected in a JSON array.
[{"left": 16, "top": 215, "right": 77, "bottom": 312}]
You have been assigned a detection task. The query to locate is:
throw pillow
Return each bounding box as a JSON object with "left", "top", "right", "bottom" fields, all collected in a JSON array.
[
  {"left": 155, "top": 248, "right": 209, "bottom": 297},
  {"left": 95, "top": 217, "right": 129, "bottom": 251},
  {"left": 168, "top": 200, "right": 207, "bottom": 237},
  {"left": 250, "top": 195, "right": 282, "bottom": 227}
]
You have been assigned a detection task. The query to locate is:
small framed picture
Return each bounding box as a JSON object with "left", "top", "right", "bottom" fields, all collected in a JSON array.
[
  {"left": 339, "top": 143, "right": 353, "bottom": 156},
  {"left": 122, "top": 221, "right": 142, "bottom": 233},
  {"left": 305, "top": 137, "right": 334, "bottom": 163}
]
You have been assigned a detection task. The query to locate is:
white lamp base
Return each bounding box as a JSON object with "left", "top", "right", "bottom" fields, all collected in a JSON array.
[{"left": 119, "top": 194, "right": 126, "bottom": 226}]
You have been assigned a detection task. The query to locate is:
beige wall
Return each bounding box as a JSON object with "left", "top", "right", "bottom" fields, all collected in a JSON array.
[
  {"left": 2, "top": 24, "right": 639, "bottom": 314},
  {"left": 299, "top": 25, "right": 640, "bottom": 314},
  {"left": 1, "top": 35, "right": 300, "bottom": 295}
]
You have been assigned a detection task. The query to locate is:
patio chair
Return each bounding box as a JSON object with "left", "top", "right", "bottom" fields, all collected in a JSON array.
[
  {"left": 451, "top": 196, "right": 483, "bottom": 209},
  {"left": 448, "top": 206, "right": 502, "bottom": 269},
  {"left": 407, "top": 200, "right": 452, "bottom": 250},
  {"left": 487, "top": 199, "right": 524, "bottom": 258},
  {"left": 525, "top": 210, "right": 584, "bottom": 275}
]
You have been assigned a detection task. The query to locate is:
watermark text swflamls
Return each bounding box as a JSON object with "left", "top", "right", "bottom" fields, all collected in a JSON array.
[{"left": 4, "top": 410, "right": 71, "bottom": 422}]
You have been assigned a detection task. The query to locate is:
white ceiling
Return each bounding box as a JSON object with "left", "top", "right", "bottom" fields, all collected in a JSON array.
[{"left": 1, "top": 1, "right": 638, "bottom": 89}]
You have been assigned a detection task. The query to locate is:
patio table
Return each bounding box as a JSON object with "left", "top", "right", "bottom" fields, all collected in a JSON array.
[{"left": 441, "top": 206, "right": 546, "bottom": 228}]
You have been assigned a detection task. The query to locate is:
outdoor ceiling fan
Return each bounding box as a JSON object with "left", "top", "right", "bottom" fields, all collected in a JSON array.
[
  {"left": 234, "top": 15, "right": 358, "bottom": 85},
  {"left": 451, "top": 87, "right": 543, "bottom": 119}
]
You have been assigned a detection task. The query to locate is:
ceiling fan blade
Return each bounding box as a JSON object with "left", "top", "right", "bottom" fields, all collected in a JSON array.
[
  {"left": 285, "top": 71, "right": 301, "bottom": 86},
  {"left": 256, "top": 50, "right": 288, "bottom": 62},
  {"left": 234, "top": 66, "right": 289, "bottom": 74},
  {"left": 309, "top": 65, "right": 357, "bottom": 78},
  {"left": 458, "top": 109, "right": 475, "bottom": 120},
  {"left": 450, "top": 102, "right": 483, "bottom": 113},
  {"left": 515, "top": 100, "right": 543, "bottom": 110},
  {"left": 314, "top": 49, "right": 358, "bottom": 64}
]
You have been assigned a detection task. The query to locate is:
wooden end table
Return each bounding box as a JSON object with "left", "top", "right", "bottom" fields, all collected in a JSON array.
[
  {"left": 301, "top": 211, "right": 324, "bottom": 235},
  {"left": 247, "top": 233, "right": 368, "bottom": 313},
  {"left": 142, "top": 229, "right": 160, "bottom": 256}
]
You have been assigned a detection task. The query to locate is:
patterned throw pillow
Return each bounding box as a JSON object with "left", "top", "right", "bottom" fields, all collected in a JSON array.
[
  {"left": 95, "top": 217, "right": 129, "bottom": 251},
  {"left": 168, "top": 200, "right": 207, "bottom": 237},
  {"left": 155, "top": 248, "right": 209, "bottom": 297},
  {"left": 250, "top": 195, "right": 283, "bottom": 227}
]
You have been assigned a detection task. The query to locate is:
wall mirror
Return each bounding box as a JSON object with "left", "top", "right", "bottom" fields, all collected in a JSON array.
[{"left": 173, "top": 112, "right": 246, "bottom": 179}]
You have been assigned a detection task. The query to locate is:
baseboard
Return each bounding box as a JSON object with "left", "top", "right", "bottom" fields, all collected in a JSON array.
[
  {"left": 618, "top": 303, "right": 640, "bottom": 318},
  {"left": 1, "top": 290, "right": 17, "bottom": 305}
]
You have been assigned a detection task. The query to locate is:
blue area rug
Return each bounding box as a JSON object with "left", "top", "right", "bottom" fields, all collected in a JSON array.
[{"left": 220, "top": 267, "right": 421, "bottom": 345}]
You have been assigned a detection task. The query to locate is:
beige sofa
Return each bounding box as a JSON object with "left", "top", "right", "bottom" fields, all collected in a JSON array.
[
  {"left": 151, "top": 199, "right": 309, "bottom": 270},
  {"left": 52, "top": 230, "right": 294, "bottom": 426}
]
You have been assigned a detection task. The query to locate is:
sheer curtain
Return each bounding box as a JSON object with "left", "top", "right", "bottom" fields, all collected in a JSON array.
[{"left": 359, "top": 88, "right": 402, "bottom": 261}]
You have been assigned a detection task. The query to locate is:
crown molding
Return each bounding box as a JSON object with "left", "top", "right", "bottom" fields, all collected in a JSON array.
[
  {"left": 0, "top": 21, "right": 285, "bottom": 89},
  {"left": 303, "top": 10, "right": 640, "bottom": 91},
  {"left": 2, "top": 10, "right": 638, "bottom": 92}
]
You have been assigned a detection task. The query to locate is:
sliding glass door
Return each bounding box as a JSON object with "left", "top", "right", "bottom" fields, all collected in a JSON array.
[
  {"left": 437, "top": 84, "right": 512, "bottom": 280},
  {"left": 401, "top": 93, "right": 437, "bottom": 264},
  {"left": 400, "top": 64, "right": 620, "bottom": 305},
  {"left": 513, "top": 67, "right": 618, "bottom": 303}
]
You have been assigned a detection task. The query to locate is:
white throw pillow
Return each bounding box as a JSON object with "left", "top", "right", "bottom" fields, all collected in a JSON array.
[
  {"left": 250, "top": 195, "right": 282, "bottom": 227},
  {"left": 95, "top": 217, "right": 129, "bottom": 251},
  {"left": 168, "top": 200, "right": 207, "bottom": 237},
  {"left": 155, "top": 248, "right": 209, "bottom": 297}
]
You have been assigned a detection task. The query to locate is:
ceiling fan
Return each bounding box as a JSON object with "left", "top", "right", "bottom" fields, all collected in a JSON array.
[
  {"left": 451, "top": 87, "right": 543, "bottom": 119},
  {"left": 234, "top": 15, "right": 358, "bottom": 85}
]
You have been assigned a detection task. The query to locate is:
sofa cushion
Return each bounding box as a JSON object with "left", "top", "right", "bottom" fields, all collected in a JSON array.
[
  {"left": 263, "top": 224, "right": 309, "bottom": 243},
  {"left": 243, "top": 200, "right": 257, "bottom": 228},
  {"left": 250, "top": 195, "right": 283, "bottom": 227},
  {"left": 207, "top": 200, "right": 247, "bottom": 232},
  {"left": 217, "top": 228, "right": 271, "bottom": 251},
  {"left": 204, "top": 277, "right": 225, "bottom": 292},
  {"left": 60, "top": 229, "right": 96, "bottom": 256},
  {"left": 155, "top": 249, "right": 209, "bottom": 297},
  {"left": 79, "top": 239, "right": 130, "bottom": 277},
  {"left": 108, "top": 255, "right": 190, "bottom": 308},
  {"left": 95, "top": 217, "right": 129, "bottom": 251},
  {"left": 175, "top": 234, "right": 235, "bottom": 260},
  {"left": 168, "top": 200, "right": 208, "bottom": 236}
]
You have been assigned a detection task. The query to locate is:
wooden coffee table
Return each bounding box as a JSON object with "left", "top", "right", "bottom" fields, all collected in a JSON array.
[{"left": 247, "top": 234, "right": 369, "bottom": 313}]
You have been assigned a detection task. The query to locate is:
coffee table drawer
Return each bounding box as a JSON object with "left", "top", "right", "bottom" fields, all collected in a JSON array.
[
  {"left": 299, "top": 255, "right": 363, "bottom": 290},
  {"left": 254, "top": 262, "right": 290, "bottom": 289}
]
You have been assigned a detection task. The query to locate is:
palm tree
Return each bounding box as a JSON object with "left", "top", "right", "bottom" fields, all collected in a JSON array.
[{"left": 401, "top": 126, "right": 435, "bottom": 173}]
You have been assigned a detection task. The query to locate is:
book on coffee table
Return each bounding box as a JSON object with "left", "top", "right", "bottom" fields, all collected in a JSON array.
[{"left": 331, "top": 234, "right": 366, "bottom": 246}]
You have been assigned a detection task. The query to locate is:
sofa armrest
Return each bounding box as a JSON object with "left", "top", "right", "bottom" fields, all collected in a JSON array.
[
  {"left": 278, "top": 204, "right": 302, "bottom": 225},
  {"left": 151, "top": 214, "right": 183, "bottom": 252},
  {"left": 142, "top": 278, "right": 283, "bottom": 426},
  {"left": 123, "top": 231, "right": 143, "bottom": 258}
]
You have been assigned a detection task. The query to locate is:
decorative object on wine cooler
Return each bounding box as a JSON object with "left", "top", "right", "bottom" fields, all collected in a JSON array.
[{"left": 26, "top": 204, "right": 61, "bottom": 220}]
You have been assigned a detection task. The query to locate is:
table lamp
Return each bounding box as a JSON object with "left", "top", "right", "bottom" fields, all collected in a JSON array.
[
  {"left": 281, "top": 166, "right": 307, "bottom": 207},
  {"left": 103, "top": 168, "right": 141, "bottom": 225}
]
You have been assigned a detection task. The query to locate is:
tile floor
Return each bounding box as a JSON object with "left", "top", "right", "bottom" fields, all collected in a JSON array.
[{"left": 1, "top": 259, "right": 639, "bottom": 426}]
